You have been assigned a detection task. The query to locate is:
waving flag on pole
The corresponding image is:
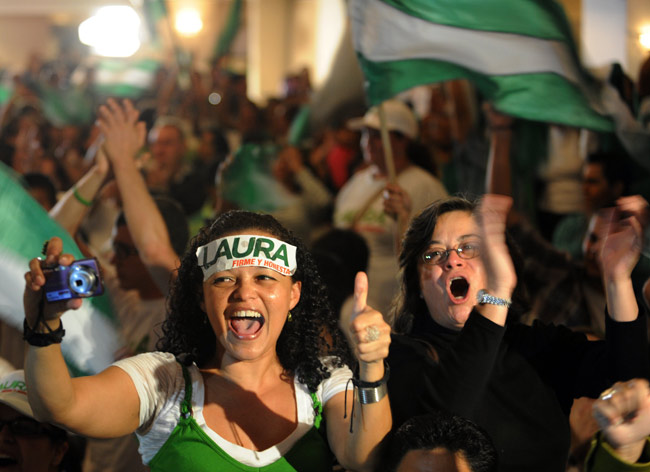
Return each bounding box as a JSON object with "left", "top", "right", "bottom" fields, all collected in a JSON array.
[
  {"left": 0, "top": 164, "right": 122, "bottom": 376},
  {"left": 349, "top": 0, "right": 614, "bottom": 132}
]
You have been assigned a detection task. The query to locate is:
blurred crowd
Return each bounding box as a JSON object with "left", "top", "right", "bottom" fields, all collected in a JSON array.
[{"left": 2, "top": 48, "right": 650, "bottom": 472}]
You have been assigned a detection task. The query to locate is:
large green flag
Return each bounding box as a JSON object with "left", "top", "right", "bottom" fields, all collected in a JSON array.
[
  {"left": 349, "top": 0, "right": 614, "bottom": 132},
  {"left": 0, "top": 164, "right": 121, "bottom": 376}
]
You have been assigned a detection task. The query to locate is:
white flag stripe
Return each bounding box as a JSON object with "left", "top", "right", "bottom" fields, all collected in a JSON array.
[
  {"left": 61, "top": 304, "right": 123, "bottom": 375},
  {"left": 0, "top": 252, "right": 31, "bottom": 331},
  {"left": 95, "top": 68, "right": 154, "bottom": 89},
  {"left": 351, "top": 0, "right": 581, "bottom": 83}
]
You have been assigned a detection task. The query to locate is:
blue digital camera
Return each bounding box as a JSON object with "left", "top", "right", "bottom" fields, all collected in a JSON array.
[{"left": 43, "top": 258, "right": 104, "bottom": 302}]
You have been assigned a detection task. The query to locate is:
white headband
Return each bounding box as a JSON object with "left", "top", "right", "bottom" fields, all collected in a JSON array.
[{"left": 196, "top": 235, "right": 297, "bottom": 280}]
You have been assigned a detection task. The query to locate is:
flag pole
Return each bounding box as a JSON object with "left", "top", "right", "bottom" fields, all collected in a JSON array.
[
  {"left": 377, "top": 102, "right": 396, "bottom": 183},
  {"left": 378, "top": 101, "right": 407, "bottom": 254}
]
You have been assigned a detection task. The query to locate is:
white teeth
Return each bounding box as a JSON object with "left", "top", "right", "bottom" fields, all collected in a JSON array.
[
  {"left": 449, "top": 276, "right": 463, "bottom": 285},
  {"left": 232, "top": 310, "right": 262, "bottom": 319}
]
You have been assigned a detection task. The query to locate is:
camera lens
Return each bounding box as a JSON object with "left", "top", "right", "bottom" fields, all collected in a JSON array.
[{"left": 67, "top": 265, "right": 98, "bottom": 296}]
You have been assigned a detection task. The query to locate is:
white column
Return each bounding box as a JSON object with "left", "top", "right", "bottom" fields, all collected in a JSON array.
[
  {"left": 627, "top": 0, "right": 650, "bottom": 81},
  {"left": 246, "top": 0, "right": 290, "bottom": 104},
  {"left": 581, "top": 0, "right": 628, "bottom": 71}
]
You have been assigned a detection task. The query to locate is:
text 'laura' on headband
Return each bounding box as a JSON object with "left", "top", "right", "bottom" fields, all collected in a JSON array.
[{"left": 196, "top": 235, "right": 297, "bottom": 280}]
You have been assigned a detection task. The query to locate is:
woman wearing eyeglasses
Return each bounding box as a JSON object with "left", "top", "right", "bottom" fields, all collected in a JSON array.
[
  {"left": 385, "top": 194, "right": 649, "bottom": 472},
  {"left": 0, "top": 370, "right": 71, "bottom": 472}
]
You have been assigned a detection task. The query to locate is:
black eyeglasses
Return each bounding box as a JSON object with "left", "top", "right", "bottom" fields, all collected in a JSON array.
[
  {"left": 421, "top": 241, "right": 481, "bottom": 265},
  {"left": 0, "top": 417, "right": 62, "bottom": 438}
]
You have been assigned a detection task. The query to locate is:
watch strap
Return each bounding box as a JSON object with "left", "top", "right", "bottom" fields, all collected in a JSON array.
[{"left": 477, "top": 289, "right": 512, "bottom": 307}]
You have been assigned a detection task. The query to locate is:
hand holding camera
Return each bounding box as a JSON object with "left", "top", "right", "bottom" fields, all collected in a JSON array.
[
  {"left": 23, "top": 237, "right": 103, "bottom": 332},
  {"left": 42, "top": 258, "right": 103, "bottom": 302}
]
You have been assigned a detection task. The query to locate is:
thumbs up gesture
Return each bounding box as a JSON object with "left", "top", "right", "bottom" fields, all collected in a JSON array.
[{"left": 341, "top": 272, "right": 391, "bottom": 382}]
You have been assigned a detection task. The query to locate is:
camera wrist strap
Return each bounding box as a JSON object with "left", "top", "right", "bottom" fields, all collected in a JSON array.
[{"left": 23, "top": 293, "right": 65, "bottom": 347}]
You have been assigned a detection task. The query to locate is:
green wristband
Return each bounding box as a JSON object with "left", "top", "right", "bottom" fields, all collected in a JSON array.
[{"left": 73, "top": 187, "right": 93, "bottom": 207}]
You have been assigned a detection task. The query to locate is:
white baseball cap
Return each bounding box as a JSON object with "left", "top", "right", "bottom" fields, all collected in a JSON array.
[
  {"left": 0, "top": 370, "right": 34, "bottom": 418},
  {"left": 348, "top": 99, "right": 419, "bottom": 139}
]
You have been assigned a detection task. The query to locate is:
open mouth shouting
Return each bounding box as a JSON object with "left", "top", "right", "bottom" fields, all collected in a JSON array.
[
  {"left": 229, "top": 310, "right": 265, "bottom": 340},
  {"left": 447, "top": 276, "right": 470, "bottom": 304}
]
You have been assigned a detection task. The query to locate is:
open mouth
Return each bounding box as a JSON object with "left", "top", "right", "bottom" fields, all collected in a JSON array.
[
  {"left": 229, "top": 310, "right": 265, "bottom": 339},
  {"left": 448, "top": 276, "right": 470, "bottom": 302}
]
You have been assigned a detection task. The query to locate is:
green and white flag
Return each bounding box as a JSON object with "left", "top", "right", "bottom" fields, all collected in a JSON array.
[
  {"left": 0, "top": 164, "right": 121, "bottom": 376},
  {"left": 93, "top": 58, "right": 160, "bottom": 99},
  {"left": 349, "top": 0, "right": 613, "bottom": 132}
]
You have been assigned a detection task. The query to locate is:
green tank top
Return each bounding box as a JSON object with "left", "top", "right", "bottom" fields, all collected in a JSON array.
[{"left": 148, "top": 364, "right": 335, "bottom": 472}]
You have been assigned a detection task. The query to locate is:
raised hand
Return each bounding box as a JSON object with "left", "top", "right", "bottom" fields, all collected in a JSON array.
[
  {"left": 593, "top": 379, "right": 650, "bottom": 463},
  {"left": 599, "top": 207, "right": 643, "bottom": 283},
  {"left": 382, "top": 183, "right": 412, "bottom": 221},
  {"left": 476, "top": 194, "right": 517, "bottom": 298},
  {"left": 96, "top": 98, "right": 146, "bottom": 168},
  {"left": 24, "top": 237, "right": 83, "bottom": 328},
  {"left": 341, "top": 272, "right": 391, "bottom": 382},
  {"left": 617, "top": 195, "right": 650, "bottom": 229}
]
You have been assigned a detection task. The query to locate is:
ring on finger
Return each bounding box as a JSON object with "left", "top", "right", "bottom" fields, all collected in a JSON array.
[
  {"left": 364, "top": 325, "right": 380, "bottom": 343},
  {"left": 600, "top": 387, "right": 617, "bottom": 401}
]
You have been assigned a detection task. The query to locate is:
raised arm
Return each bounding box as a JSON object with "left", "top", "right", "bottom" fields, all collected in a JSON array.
[
  {"left": 474, "top": 194, "right": 517, "bottom": 327},
  {"left": 327, "top": 272, "right": 392, "bottom": 472},
  {"left": 484, "top": 104, "right": 514, "bottom": 197},
  {"left": 598, "top": 205, "right": 643, "bottom": 323},
  {"left": 97, "top": 99, "right": 180, "bottom": 293},
  {"left": 49, "top": 133, "right": 109, "bottom": 236},
  {"left": 23, "top": 236, "right": 141, "bottom": 437}
]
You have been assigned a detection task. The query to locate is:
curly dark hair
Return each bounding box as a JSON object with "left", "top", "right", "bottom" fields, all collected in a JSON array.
[
  {"left": 394, "top": 196, "right": 527, "bottom": 333},
  {"left": 157, "top": 210, "right": 352, "bottom": 392}
]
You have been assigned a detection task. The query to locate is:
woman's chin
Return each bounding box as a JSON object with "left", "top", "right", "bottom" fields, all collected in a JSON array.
[
  {"left": 449, "top": 306, "right": 472, "bottom": 330},
  {"left": 431, "top": 306, "right": 471, "bottom": 331}
]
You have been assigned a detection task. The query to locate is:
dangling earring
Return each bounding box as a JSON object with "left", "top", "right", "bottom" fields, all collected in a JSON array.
[{"left": 287, "top": 311, "right": 293, "bottom": 322}]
